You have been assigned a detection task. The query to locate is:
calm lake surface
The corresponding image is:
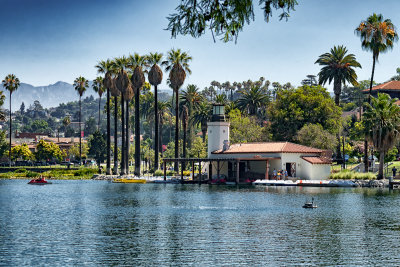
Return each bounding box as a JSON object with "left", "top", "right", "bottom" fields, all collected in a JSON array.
[{"left": 1, "top": 180, "right": 400, "bottom": 266}]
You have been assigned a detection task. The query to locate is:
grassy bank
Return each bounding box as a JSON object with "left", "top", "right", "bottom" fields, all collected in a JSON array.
[{"left": 0, "top": 168, "right": 98, "bottom": 180}]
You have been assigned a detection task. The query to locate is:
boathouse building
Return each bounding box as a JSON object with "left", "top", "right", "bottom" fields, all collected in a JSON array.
[{"left": 207, "top": 104, "right": 332, "bottom": 182}]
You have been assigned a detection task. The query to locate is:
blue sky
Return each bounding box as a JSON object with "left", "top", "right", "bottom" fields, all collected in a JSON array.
[{"left": 1, "top": 0, "right": 400, "bottom": 91}]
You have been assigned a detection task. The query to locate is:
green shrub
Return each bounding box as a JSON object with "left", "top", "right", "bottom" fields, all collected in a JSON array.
[
  {"left": 166, "top": 170, "right": 175, "bottom": 176},
  {"left": 330, "top": 170, "right": 376, "bottom": 180},
  {"left": 26, "top": 171, "right": 39, "bottom": 178},
  {"left": 15, "top": 168, "right": 27, "bottom": 173},
  {"left": 154, "top": 169, "right": 163, "bottom": 176},
  {"left": 74, "top": 168, "right": 97, "bottom": 177}
]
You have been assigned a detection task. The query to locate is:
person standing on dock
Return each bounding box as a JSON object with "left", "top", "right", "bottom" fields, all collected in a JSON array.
[
  {"left": 273, "top": 169, "right": 277, "bottom": 179},
  {"left": 393, "top": 166, "right": 397, "bottom": 179}
]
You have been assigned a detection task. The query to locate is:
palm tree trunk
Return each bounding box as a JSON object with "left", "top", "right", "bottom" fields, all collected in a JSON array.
[
  {"left": 113, "top": 96, "right": 118, "bottom": 175},
  {"left": 159, "top": 121, "right": 163, "bottom": 157},
  {"left": 79, "top": 96, "right": 82, "bottom": 166},
  {"left": 174, "top": 88, "right": 179, "bottom": 172},
  {"left": 365, "top": 55, "right": 376, "bottom": 173},
  {"left": 120, "top": 94, "right": 125, "bottom": 175},
  {"left": 202, "top": 125, "right": 206, "bottom": 143},
  {"left": 183, "top": 121, "right": 187, "bottom": 159},
  {"left": 154, "top": 85, "right": 159, "bottom": 170},
  {"left": 125, "top": 99, "right": 130, "bottom": 174},
  {"left": 98, "top": 96, "right": 101, "bottom": 129},
  {"left": 106, "top": 89, "right": 111, "bottom": 175},
  {"left": 9, "top": 92, "right": 11, "bottom": 167},
  {"left": 134, "top": 89, "right": 141, "bottom": 176},
  {"left": 378, "top": 149, "right": 385, "bottom": 180}
]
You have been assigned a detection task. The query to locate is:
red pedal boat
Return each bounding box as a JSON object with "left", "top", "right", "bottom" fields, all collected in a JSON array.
[{"left": 28, "top": 177, "right": 51, "bottom": 185}]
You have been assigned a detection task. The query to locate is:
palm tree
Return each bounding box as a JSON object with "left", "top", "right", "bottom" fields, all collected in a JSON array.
[
  {"left": 215, "top": 94, "right": 228, "bottom": 105},
  {"left": 114, "top": 56, "right": 130, "bottom": 175},
  {"left": 315, "top": 45, "right": 362, "bottom": 106},
  {"left": 356, "top": 13, "right": 398, "bottom": 172},
  {"left": 363, "top": 93, "right": 400, "bottom": 179},
  {"left": 2, "top": 74, "right": 20, "bottom": 166},
  {"left": 157, "top": 101, "right": 172, "bottom": 157},
  {"left": 180, "top": 84, "right": 203, "bottom": 148},
  {"left": 146, "top": 52, "right": 163, "bottom": 170},
  {"left": 129, "top": 53, "right": 147, "bottom": 176},
  {"left": 162, "top": 48, "right": 192, "bottom": 171},
  {"left": 191, "top": 101, "right": 212, "bottom": 143},
  {"left": 236, "top": 85, "right": 269, "bottom": 116},
  {"left": 180, "top": 105, "right": 189, "bottom": 160},
  {"left": 73, "top": 76, "right": 88, "bottom": 165},
  {"left": 92, "top": 76, "right": 105, "bottom": 129},
  {"left": 315, "top": 45, "right": 361, "bottom": 163},
  {"left": 95, "top": 59, "right": 113, "bottom": 175},
  {"left": 356, "top": 13, "right": 398, "bottom": 101}
]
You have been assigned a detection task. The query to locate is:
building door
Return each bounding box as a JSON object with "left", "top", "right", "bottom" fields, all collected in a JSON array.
[
  {"left": 286, "top": 162, "right": 296, "bottom": 177},
  {"left": 239, "top": 162, "right": 246, "bottom": 179}
]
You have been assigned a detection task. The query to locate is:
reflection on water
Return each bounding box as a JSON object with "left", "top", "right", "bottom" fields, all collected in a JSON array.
[{"left": 1, "top": 180, "right": 400, "bottom": 265}]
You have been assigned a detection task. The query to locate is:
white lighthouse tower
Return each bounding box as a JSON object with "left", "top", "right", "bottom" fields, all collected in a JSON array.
[{"left": 207, "top": 104, "right": 230, "bottom": 157}]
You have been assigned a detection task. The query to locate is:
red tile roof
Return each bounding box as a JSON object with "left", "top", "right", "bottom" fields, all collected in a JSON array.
[
  {"left": 362, "top": 81, "right": 400, "bottom": 92},
  {"left": 212, "top": 142, "right": 323, "bottom": 154},
  {"left": 302, "top": 156, "right": 331, "bottom": 164}
]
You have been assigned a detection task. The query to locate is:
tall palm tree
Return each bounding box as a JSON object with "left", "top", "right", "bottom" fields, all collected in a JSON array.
[
  {"left": 191, "top": 101, "right": 212, "bottom": 143},
  {"left": 114, "top": 56, "right": 130, "bottom": 175},
  {"left": 180, "top": 84, "right": 203, "bottom": 148},
  {"left": 236, "top": 85, "right": 268, "bottom": 116},
  {"left": 95, "top": 59, "right": 113, "bottom": 175},
  {"left": 129, "top": 53, "right": 147, "bottom": 176},
  {"left": 215, "top": 94, "right": 228, "bottom": 105},
  {"left": 2, "top": 74, "right": 20, "bottom": 166},
  {"left": 315, "top": 45, "right": 361, "bottom": 106},
  {"left": 315, "top": 45, "right": 361, "bottom": 163},
  {"left": 355, "top": 13, "right": 398, "bottom": 172},
  {"left": 180, "top": 105, "right": 189, "bottom": 160},
  {"left": 73, "top": 76, "right": 88, "bottom": 165},
  {"left": 147, "top": 52, "right": 163, "bottom": 170},
  {"left": 363, "top": 93, "right": 400, "bottom": 179},
  {"left": 162, "top": 48, "right": 192, "bottom": 171},
  {"left": 92, "top": 76, "right": 105, "bottom": 129},
  {"left": 157, "top": 100, "right": 172, "bottom": 157}
]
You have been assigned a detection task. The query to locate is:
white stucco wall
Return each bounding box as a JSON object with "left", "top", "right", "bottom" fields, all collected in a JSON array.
[
  {"left": 207, "top": 122, "right": 230, "bottom": 157},
  {"left": 301, "top": 160, "right": 331, "bottom": 180}
]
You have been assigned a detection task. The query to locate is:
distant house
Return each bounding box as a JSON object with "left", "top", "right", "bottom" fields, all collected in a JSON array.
[{"left": 363, "top": 80, "right": 400, "bottom": 101}]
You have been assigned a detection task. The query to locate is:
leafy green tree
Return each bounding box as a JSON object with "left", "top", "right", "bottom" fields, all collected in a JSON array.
[
  {"left": 229, "top": 109, "right": 270, "bottom": 143},
  {"left": 88, "top": 130, "right": 107, "bottom": 170},
  {"left": 30, "top": 119, "right": 49, "bottom": 133},
  {"left": 315, "top": 45, "right": 361, "bottom": 106},
  {"left": 268, "top": 85, "right": 341, "bottom": 141},
  {"left": 11, "top": 144, "right": 34, "bottom": 161},
  {"left": 84, "top": 117, "right": 97, "bottom": 136},
  {"left": 2, "top": 74, "right": 20, "bottom": 165},
  {"left": 35, "top": 140, "right": 65, "bottom": 162},
  {"left": 0, "top": 131, "right": 9, "bottom": 158},
  {"left": 73, "top": 76, "right": 89, "bottom": 165},
  {"left": 362, "top": 93, "right": 400, "bottom": 179},
  {"left": 167, "top": 0, "right": 298, "bottom": 42},
  {"left": 188, "top": 137, "right": 207, "bottom": 158},
  {"left": 68, "top": 142, "right": 88, "bottom": 160},
  {"left": 296, "top": 124, "right": 338, "bottom": 151}
]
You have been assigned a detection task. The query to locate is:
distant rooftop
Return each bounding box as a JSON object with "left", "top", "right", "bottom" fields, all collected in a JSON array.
[
  {"left": 212, "top": 142, "right": 322, "bottom": 154},
  {"left": 362, "top": 81, "right": 400, "bottom": 92}
]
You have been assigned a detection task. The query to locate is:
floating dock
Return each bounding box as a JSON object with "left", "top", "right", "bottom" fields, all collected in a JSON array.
[{"left": 253, "top": 179, "right": 357, "bottom": 187}]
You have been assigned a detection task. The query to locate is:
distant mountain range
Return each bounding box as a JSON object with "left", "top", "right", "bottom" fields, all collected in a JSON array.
[{"left": 2, "top": 81, "right": 172, "bottom": 111}]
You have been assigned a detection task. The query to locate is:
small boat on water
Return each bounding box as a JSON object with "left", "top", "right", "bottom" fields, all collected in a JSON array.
[
  {"left": 28, "top": 177, "right": 51, "bottom": 185},
  {"left": 112, "top": 178, "right": 147, "bottom": 184},
  {"left": 302, "top": 198, "right": 317, "bottom": 209}
]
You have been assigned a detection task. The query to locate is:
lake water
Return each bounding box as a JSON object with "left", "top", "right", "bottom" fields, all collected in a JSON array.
[{"left": 1, "top": 180, "right": 400, "bottom": 266}]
